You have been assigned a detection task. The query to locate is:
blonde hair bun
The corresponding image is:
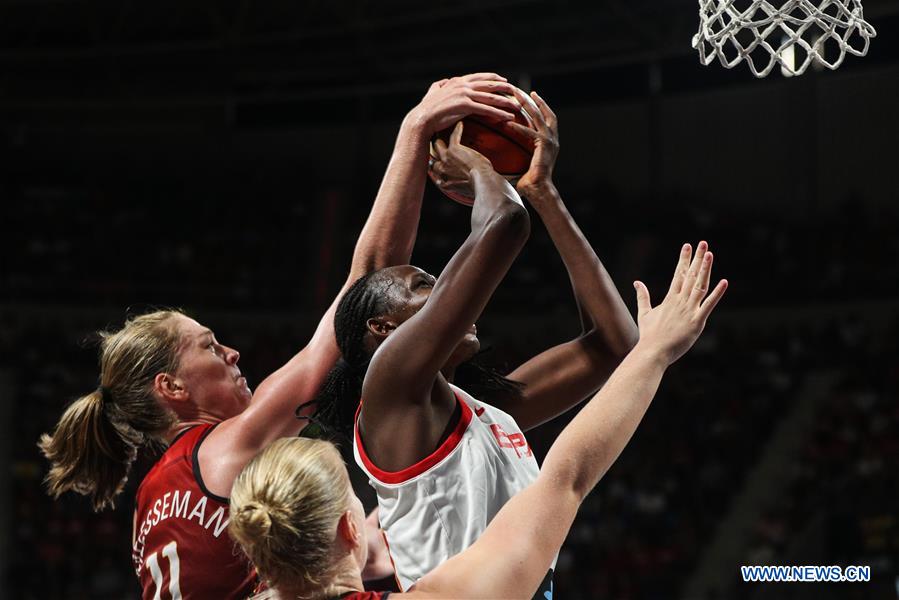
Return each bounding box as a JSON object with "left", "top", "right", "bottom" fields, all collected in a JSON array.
[
  {"left": 229, "top": 437, "right": 351, "bottom": 590},
  {"left": 236, "top": 502, "right": 275, "bottom": 539}
]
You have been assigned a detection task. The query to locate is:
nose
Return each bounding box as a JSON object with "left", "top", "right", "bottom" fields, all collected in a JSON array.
[{"left": 223, "top": 345, "right": 240, "bottom": 365}]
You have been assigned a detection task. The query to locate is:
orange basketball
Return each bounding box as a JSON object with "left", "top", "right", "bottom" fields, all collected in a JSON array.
[{"left": 429, "top": 101, "right": 536, "bottom": 206}]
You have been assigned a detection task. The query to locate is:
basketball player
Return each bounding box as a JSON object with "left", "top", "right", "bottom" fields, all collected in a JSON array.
[
  {"left": 310, "top": 90, "right": 639, "bottom": 595},
  {"left": 38, "top": 73, "right": 522, "bottom": 600},
  {"left": 229, "top": 241, "right": 728, "bottom": 599}
]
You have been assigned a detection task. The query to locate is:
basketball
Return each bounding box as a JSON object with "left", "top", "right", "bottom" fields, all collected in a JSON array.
[{"left": 429, "top": 97, "right": 536, "bottom": 206}]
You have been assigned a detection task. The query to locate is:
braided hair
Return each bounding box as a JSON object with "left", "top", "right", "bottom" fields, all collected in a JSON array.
[
  {"left": 301, "top": 271, "right": 395, "bottom": 438},
  {"left": 306, "top": 268, "right": 525, "bottom": 440}
]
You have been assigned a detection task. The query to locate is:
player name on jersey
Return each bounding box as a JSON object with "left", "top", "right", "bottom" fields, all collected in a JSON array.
[{"left": 132, "top": 488, "right": 229, "bottom": 574}]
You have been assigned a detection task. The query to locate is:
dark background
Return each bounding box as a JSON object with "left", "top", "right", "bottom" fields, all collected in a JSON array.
[{"left": 2, "top": 1, "right": 897, "bottom": 598}]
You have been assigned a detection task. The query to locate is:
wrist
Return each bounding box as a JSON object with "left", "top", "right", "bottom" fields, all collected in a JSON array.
[
  {"left": 400, "top": 108, "right": 432, "bottom": 143},
  {"left": 521, "top": 180, "right": 559, "bottom": 201},
  {"left": 468, "top": 163, "right": 499, "bottom": 179},
  {"left": 630, "top": 340, "right": 673, "bottom": 369}
]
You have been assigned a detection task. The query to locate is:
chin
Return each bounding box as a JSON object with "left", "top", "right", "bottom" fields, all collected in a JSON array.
[
  {"left": 449, "top": 335, "right": 480, "bottom": 368},
  {"left": 237, "top": 386, "right": 253, "bottom": 408}
]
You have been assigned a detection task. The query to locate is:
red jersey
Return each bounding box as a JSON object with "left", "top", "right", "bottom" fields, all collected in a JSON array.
[{"left": 133, "top": 424, "right": 257, "bottom": 599}]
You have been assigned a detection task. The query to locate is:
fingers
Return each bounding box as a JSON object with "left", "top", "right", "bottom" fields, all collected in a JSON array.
[
  {"left": 508, "top": 86, "right": 544, "bottom": 129},
  {"left": 504, "top": 121, "right": 540, "bottom": 141},
  {"left": 430, "top": 156, "right": 463, "bottom": 180},
  {"left": 464, "top": 101, "right": 516, "bottom": 122},
  {"left": 468, "top": 80, "right": 518, "bottom": 96},
  {"left": 428, "top": 164, "right": 444, "bottom": 187},
  {"left": 461, "top": 72, "right": 508, "bottom": 82},
  {"left": 689, "top": 251, "right": 714, "bottom": 305},
  {"left": 466, "top": 91, "right": 519, "bottom": 114},
  {"left": 667, "top": 243, "right": 693, "bottom": 297},
  {"left": 430, "top": 158, "right": 448, "bottom": 178},
  {"left": 634, "top": 280, "right": 652, "bottom": 319},
  {"left": 682, "top": 241, "right": 708, "bottom": 292},
  {"left": 700, "top": 279, "right": 729, "bottom": 318},
  {"left": 433, "top": 138, "right": 448, "bottom": 162},
  {"left": 530, "top": 91, "right": 557, "bottom": 128},
  {"left": 450, "top": 121, "right": 464, "bottom": 146},
  {"left": 430, "top": 172, "right": 467, "bottom": 192}
]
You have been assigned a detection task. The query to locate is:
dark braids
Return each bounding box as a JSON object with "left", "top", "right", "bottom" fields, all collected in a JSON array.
[
  {"left": 302, "top": 269, "right": 525, "bottom": 440},
  {"left": 301, "top": 271, "right": 396, "bottom": 438},
  {"left": 453, "top": 350, "right": 525, "bottom": 403}
]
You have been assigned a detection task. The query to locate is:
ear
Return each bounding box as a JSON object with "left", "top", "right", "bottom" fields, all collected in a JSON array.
[
  {"left": 153, "top": 373, "right": 189, "bottom": 403},
  {"left": 365, "top": 317, "right": 398, "bottom": 340},
  {"left": 337, "top": 509, "right": 362, "bottom": 551}
]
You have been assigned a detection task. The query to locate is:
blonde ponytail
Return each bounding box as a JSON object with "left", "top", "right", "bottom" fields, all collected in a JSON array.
[
  {"left": 39, "top": 310, "right": 183, "bottom": 511},
  {"left": 39, "top": 389, "right": 142, "bottom": 510}
]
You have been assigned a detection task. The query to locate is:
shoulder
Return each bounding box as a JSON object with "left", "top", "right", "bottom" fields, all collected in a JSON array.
[
  {"left": 355, "top": 389, "right": 475, "bottom": 485},
  {"left": 449, "top": 383, "right": 519, "bottom": 425},
  {"left": 137, "top": 425, "right": 209, "bottom": 492},
  {"left": 447, "top": 383, "right": 480, "bottom": 411}
]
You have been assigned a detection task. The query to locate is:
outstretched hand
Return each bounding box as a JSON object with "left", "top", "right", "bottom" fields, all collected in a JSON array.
[
  {"left": 409, "top": 73, "right": 520, "bottom": 136},
  {"left": 634, "top": 241, "right": 728, "bottom": 365},
  {"left": 505, "top": 88, "right": 560, "bottom": 200}
]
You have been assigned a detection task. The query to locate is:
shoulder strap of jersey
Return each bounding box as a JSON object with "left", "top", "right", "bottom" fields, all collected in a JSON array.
[{"left": 190, "top": 423, "right": 229, "bottom": 503}]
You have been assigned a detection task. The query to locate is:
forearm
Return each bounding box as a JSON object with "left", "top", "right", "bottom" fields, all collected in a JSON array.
[
  {"left": 469, "top": 167, "right": 528, "bottom": 232},
  {"left": 530, "top": 182, "right": 638, "bottom": 353},
  {"left": 540, "top": 342, "right": 667, "bottom": 500},
  {"left": 350, "top": 116, "right": 429, "bottom": 278}
]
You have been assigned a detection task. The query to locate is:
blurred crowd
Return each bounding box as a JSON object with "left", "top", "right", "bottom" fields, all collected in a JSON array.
[
  {"left": 730, "top": 318, "right": 899, "bottom": 600},
  {"left": 5, "top": 181, "right": 899, "bottom": 314}
]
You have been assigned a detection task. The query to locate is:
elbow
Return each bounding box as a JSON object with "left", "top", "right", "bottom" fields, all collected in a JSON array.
[
  {"left": 481, "top": 201, "right": 531, "bottom": 246},
  {"left": 543, "top": 455, "right": 608, "bottom": 505},
  {"left": 580, "top": 323, "right": 639, "bottom": 365},
  {"left": 619, "top": 322, "right": 641, "bottom": 356}
]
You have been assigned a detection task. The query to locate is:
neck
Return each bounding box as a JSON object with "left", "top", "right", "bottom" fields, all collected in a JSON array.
[
  {"left": 273, "top": 558, "right": 365, "bottom": 600},
  {"left": 440, "top": 364, "right": 456, "bottom": 382},
  {"left": 165, "top": 416, "right": 218, "bottom": 444}
]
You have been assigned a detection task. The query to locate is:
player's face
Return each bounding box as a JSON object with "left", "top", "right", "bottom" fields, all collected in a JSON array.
[
  {"left": 379, "top": 265, "right": 480, "bottom": 366},
  {"left": 171, "top": 315, "right": 253, "bottom": 419}
]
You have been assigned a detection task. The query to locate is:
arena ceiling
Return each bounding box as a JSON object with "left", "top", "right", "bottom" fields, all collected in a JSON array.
[{"left": 1, "top": 0, "right": 897, "bottom": 121}]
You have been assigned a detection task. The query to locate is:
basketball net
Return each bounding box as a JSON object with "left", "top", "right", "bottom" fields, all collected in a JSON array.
[{"left": 693, "top": 0, "right": 877, "bottom": 77}]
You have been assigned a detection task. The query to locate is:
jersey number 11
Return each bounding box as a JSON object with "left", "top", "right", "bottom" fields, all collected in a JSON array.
[{"left": 146, "top": 541, "right": 182, "bottom": 600}]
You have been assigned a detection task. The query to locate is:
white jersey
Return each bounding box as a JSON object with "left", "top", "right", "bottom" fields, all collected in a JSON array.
[{"left": 354, "top": 383, "right": 546, "bottom": 591}]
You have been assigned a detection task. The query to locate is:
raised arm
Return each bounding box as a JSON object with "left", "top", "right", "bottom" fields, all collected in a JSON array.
[
  {"left": 200, "top": 239, "right": 403, "bottom": 493},
  {"left": 197, "top": 76, "right": 521, "bottom": 493},
  {"left": 360, "top": 123, "right": 530, "bottom": 471},
  {"left": 410, "top": 243, "right": 727, "bottom": 599},
  {"left": 497, "top": 88, "right": 639, "bottom": 430}
]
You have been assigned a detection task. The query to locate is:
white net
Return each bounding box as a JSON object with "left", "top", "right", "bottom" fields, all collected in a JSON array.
[{"left": 693, "top": 0, "right": 877, "bottom": 77}]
